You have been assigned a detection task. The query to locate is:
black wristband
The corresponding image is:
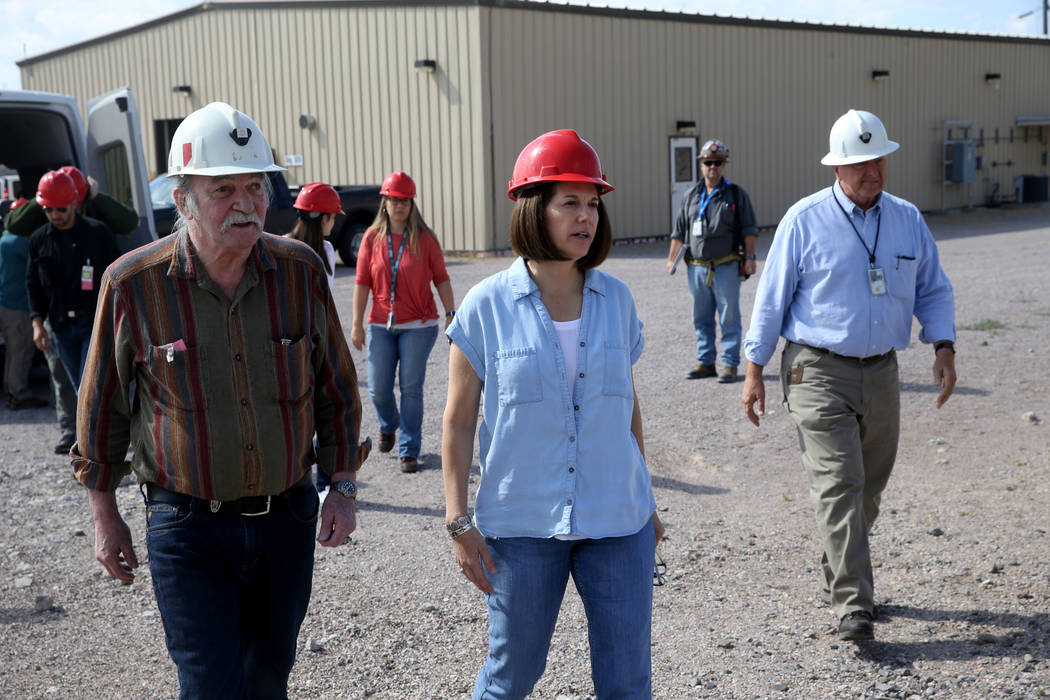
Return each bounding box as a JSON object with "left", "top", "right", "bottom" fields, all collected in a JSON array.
[
  {"left": 934, "top": 341, "right": 955, "bottom": 354},
  {"left": 445, "top": 310, "right": 455, "bottom": 319}
]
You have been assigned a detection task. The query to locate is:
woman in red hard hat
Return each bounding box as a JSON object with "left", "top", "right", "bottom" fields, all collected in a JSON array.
[
  {"left": 442, "top": 130, "right": 664, "bottom": 697},
  {"left": 289, "top": 182, "right": 342, "bottom": 289},
  {"left": 351, "top": 172, "right": 455, "bottom": 474}
]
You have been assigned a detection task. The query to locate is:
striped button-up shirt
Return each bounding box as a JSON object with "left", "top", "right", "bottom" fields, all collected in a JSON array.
[{"left": 72, "top": 230, "right": 361, "bottom": 500}]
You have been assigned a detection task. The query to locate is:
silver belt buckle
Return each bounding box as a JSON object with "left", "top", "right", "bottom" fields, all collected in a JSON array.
[
  {"left": 242, "top": 496, "right": 271, "bottom": 517},
  {"left": 210, "top": 499, "right": 221, "bottom": 513}
]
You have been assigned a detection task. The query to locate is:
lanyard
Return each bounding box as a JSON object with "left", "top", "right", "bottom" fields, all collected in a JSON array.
[
  {"left": 833, "top": 195, "right": 881, "bottom": 268},
  {"left": 696, "top": 178, "right": 730, "bottom": 222},
  {"left": 387, "top": 231, "right": 408, "bottom": 307}
]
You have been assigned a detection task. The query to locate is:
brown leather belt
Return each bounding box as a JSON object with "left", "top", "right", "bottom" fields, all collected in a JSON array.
[
  {"left": 795, "top": 342, "right": 895, "bottom": 365},
  {"left": 144, "top": 474, "right": 311, "bottom": 516}
]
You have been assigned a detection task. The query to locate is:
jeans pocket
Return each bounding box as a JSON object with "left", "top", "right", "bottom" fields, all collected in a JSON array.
[
  {"left": 145, "top": 503, "right": 196, "bottom": 533},
  {"left": 285, "top": 487, "right": 320, "bottom": 525}
]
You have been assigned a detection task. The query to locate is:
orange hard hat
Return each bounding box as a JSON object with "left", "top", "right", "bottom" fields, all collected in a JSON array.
[
  {"left": 58, "top": 165, "right": 89, "bottom": 203},
  {"left": 35, "top": 171, "right": 78, "bottom": 209},
  {"left": 294, "top": 182, "right": 344, "bottom": 215},
  {"left": 380, "top": 171, "right": 416, "bottom": 199},
  {"left": 507, "top": 129, "right": 613, "bottom": 201}
]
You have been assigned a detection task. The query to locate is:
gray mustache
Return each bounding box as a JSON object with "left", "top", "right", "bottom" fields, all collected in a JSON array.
[{"left": 220, "top": 211, "right": 264, "bottom": 233}]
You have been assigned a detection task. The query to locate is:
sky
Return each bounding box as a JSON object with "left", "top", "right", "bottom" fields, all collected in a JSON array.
[{"left": 3, "top": 0, "right": 1047, "bottom": 92}]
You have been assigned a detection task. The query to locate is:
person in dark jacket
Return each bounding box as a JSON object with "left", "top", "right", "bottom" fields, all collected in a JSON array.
[{"left": 26, "top": 170, "right": 119, "bottom": 392}]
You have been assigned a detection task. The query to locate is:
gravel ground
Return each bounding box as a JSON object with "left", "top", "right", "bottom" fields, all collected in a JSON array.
[{"left": 1, "top": 204, "right": 1047, "bottom": 699}]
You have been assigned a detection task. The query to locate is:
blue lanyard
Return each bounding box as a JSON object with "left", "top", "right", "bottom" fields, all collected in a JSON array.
[
  {"left": 696, "top": 178, "right": 730, "bottom": 222},
  {"left": 833, "top": 196, "right": 881, "bottom": 268},
  {"left": 387, "top": 231, "right": 408, "bottom": 306}
]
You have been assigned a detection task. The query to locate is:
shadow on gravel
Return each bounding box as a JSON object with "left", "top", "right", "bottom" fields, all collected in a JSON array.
[
  {"left": 355, "top": 501, "right": 444, "bottom": 517},
  {"left": 853, "top": 604, "right": 1048, "bottom": 665},
  {"left": 899, "top": 382, "right": 988, "bottom": 396},
  {"left": 0, "top": 607, "right": 67, "bottom": 625},
  {"left": 651, "top": 475, "right": 730, "bottom": 496}
]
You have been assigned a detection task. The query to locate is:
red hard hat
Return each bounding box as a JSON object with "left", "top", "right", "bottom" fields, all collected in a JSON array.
[
  {"left": 507, "top": 129, "right": 613, "bottom": 201},
  {"left": 35, "top": 171, "right": 78, "bottom": 209},
  {"left": 10, "top": 198, "right": 29, "bottom": 210},
  {"left": 294, "top": 182, "right": 344, "bottom": 215},
  {"left": 59, "top": 165, "right": 89, "bottom": 203},
  {"left": 380, "top": 171, "right": 416, "bottom": 199}
]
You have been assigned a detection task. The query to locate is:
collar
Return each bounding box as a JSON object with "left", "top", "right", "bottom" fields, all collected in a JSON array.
[
  {"left": 508, "top": 257, "right": 606, "bottom": 301},
  {"left": 833, "top": 181, "right": 881, "bottom": 217},
  {"left": 167, "top": 229, "right": 276, "bottom": 280}
]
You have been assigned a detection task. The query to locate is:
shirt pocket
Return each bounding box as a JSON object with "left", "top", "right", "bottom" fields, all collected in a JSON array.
[
  {"left": 602, "top": 343, "right": 634, "bottom": 400},
  {"left": 269, "top": 335, "right": 313, "bottom": 401},
  {"left": 493, "top": 347, "right": 543, "bottom": 407},
  {"left": 888, "top": 254, "right": 918, "bottom": 302},
  {"left": 146, "top": 343, "right": 209, "bottom": 411}
]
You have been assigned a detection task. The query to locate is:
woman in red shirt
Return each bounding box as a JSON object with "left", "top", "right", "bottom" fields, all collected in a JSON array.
[{"left": 351, "top": 172, "right": 455, "bottom": 473}]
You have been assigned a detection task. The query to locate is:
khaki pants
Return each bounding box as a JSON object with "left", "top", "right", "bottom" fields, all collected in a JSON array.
[
  {"left": 0, "top": 305, "right": 34, "bottom": 400},
  {"left": 781, "top": 341, "right": 899, "bottom": 619}
]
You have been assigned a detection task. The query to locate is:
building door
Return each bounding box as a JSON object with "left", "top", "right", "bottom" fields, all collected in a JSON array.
[
  {"left": 153, "top": 118, "right": 183, "bottom": 177},
  {"left": 669, "top": 136, "right": 698, "bottom": 233}
]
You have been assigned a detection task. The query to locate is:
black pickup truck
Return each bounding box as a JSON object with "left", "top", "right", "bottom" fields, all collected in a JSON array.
[{"left": 149, "top": 172, "right": 381, "bottom": 266}]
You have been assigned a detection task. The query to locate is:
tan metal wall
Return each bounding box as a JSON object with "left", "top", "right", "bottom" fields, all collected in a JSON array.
[
  {"left": 483, "top": 6, "right": 1050, "bottom": 247},
  {"left": 21, "top": 4, "right": 490, "bottom": 253},
  {"left": 20, "top": 2, "right": 1050, "bottom": 251}
]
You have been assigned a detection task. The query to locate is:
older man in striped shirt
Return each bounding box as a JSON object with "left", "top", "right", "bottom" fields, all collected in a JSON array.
[{"left": 71, "top": 102, "right": 363, "bottom": 698}]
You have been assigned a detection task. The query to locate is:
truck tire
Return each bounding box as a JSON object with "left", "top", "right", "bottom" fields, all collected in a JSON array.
[{"left": 338, "top": 223, "right": 368, "bottom": 267}]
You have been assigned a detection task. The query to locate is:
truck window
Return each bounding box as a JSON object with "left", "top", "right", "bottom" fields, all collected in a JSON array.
[
  {"left": 101, "top": 142, "right": 134, "bottom": 208},
  {"left": 0, "top": 108, "right": 78, "bottom": 196}
]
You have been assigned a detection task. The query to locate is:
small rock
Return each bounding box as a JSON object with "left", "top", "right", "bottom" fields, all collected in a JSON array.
[
  {"left": 935, "top": 458, "right": 950, "bottom": 465},
  {"left": 772, "top": 682, "right": 788, "bottom": 692},
  {"left": 877, "top": 682, "right": 897, "bottom": 692},
  {"left": 928, "top": 437, "right": 947, "bottom": 445},
  {"left": 422, "top": 603, "right": 438, "bottom": 612},
  {"left": 14, "top": 576, "right": 32, "bottom": 588},
  {"left": 975, "top": 633, "right": 997, "bottom": 645},
  {"left": 990, "top": 563, "right": 1004, "bottom": 574},
  {"left": 716, "top": 639, "right": 734, "bottom": 649},
  {"left": 73, "top": 530, "right": 86, "bottom": 537},
  {"left": 1019, "top": 592, "right": 1034, "bottom": 600},
  {"left": 1024, "top": 654, "right": 1034, "bottom": 663},
  {"left": 705, "top": 682, "right": 717, "bottom": 689},
  {"left": 34, "top": 594, "right": 53, "bottom": 612},
  {"left": 308, "top": 637, "right": 325, "bottom": 652},
  {"left": 1022, "top": 411, "right": 1040, "bottom": 424},
  {"left": 928, "top": 528, "right": 944, "bottom": 537}
]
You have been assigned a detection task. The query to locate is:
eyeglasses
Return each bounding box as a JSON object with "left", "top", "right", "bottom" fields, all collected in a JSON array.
[
  {"left": 42, "top": 206, "right": 70, "bottom": 214},
  {"left": 653, "top": 551, "right": 667, "bottom": 587},
  {"left": 701, "top": 160, "right": 726, "bottom": 168}
]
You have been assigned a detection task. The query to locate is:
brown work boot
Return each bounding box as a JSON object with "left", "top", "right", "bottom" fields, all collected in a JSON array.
[
  {"left": 838, "top": 611, "right": 874, "bottom": 642},
  {"left": 378, "top": 432, "right": 396, "bottom": 453},
  {"left": 399, "top": 456, "right": 420, "bottom": 473},
  {"left": 686, "top": 363, "right": 717, "bottom": 379},
  {"left": 717, "top": 366, "right": 738, "bottom": 383}
]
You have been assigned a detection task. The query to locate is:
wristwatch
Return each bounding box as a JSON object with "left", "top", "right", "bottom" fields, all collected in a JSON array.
[
  {"left": 446, "top": 515, "right": 474, "bottom": 538},
  {"left": 445, "top": 310, "right": 456, "bottom": 319},
  {"left": 330, "top": 480, "right": 358, "bottom": 500},
  {"left": 745, "top": 254, "right": 756, "bottom": 260},
  {"left": 933, "top": 340, "right": 956, "bottom": 354}
]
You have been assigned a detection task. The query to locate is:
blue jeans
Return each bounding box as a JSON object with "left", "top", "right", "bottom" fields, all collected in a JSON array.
[
  {"left": 365, "top": 324, "right": 438, "bottom": 459},
  {"left": 686, "top": 261, "right": 742, "bottom": 368},
  {"left": 51, "top": 315, "right": 94, "bottom": 391},
  {"left": 145, "top": 482, "right": 319, "bottom": 699},
  {"left": 473, "top": 520, "right": 655, "bottom": 699}
]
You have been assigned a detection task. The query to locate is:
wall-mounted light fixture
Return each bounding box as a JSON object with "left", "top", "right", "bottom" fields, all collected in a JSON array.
[
  {"left": 414, "top": 59, "right": 437, "bottom": 74},
  {"left": 985, "top": 73, "right": 1002, "bottom": 88},
  {"left": 871, "top": 70, "right": 890, "bottom": 82},
  {"left": 299, "top": 114, "right": 317, "bottom": 130},
  {"left": 172, "top": 85, "right": 192, "bottom": 94}
]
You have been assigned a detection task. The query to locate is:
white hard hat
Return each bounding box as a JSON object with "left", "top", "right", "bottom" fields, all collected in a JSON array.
[
  {"left": 166, "top": 102, "right": 285, "bottom": 177},
  {"left": 820, "top": 109, "right": 899, "bottom": 166}
]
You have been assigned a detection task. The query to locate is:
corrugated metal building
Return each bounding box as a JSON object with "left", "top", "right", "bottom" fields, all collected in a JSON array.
[{"left": 18, "top": 0, "right": 1050, "bottom": 252}]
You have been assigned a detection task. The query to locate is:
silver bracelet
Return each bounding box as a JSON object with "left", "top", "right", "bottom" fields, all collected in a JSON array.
[{"left": 446, "top": 515, "right": 474, "bottom": 538}]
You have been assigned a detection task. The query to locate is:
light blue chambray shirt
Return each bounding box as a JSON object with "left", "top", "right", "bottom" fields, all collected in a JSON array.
[
  {"left": 446, "top": 257, "right": 655, "bottom": 539},
  {"left": 744, "top": 182, "right": 955, "bottom": 366}
]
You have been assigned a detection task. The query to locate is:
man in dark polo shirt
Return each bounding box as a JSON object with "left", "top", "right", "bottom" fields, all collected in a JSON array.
[{"left": 72, "top": 102, "right": 365, "bottom": 697}]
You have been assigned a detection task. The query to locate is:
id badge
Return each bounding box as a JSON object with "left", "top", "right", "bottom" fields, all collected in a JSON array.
[
  {"left": 81, "top": 265, "right": 94, "bottom": 291},
  {"left": 386, "top": 311, "right": 395, "bottom": 331},
  {"left": 691, "top": 218, "right": 704, "bottom": 241},
  {"left": 868, "top": 268, "right": 887, "bottom": 297}
]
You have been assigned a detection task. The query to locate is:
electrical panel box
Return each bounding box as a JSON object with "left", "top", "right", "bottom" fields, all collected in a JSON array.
[{"left": 945, "top": 140, "right": 976, "bottom": 183}]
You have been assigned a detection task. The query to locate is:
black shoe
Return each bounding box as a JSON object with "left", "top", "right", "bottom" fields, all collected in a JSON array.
[
  {"left": 379, "top": 432, "right": 396, "bottom": 453},
  {"left": 399, "top": 456, "right": 419, "bottom": 473},
  {"left": 686, "top": 364, "right": 717, "bottom": 379},
  {"left": 7, "top": 395, "right": 48, "bottom": 410},
  {"left": 54, "top": 439, "right": 74, "bottom": 455},
  {"left": 838, "top": 611, "right": 874, "bottom": 642}
]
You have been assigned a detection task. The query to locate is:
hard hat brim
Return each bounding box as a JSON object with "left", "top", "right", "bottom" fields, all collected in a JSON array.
[
  {"left": 165, "top": 163, "right": 287, "bottom": 178},
  {"left": 36, "top": 194, "right": 76, "bottom": 209},
  {"left": 820, "top": 141, "right": 900, "bottom": 166},
  {"left": 507, "top": 174, "right": 614, "bottom": 201}
]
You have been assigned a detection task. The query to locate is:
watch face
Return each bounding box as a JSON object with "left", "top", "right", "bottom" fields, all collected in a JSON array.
[{"left": 333, "top": 481, "right": 356, "bottom": 498}]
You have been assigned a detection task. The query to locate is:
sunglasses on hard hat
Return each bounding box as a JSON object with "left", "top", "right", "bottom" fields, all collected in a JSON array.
[
  {"left": 701, "top": 160, "right": 725, "bottom": 168},
  {"left": 42, "top": 206, "right": 70, "bottom": 214}
]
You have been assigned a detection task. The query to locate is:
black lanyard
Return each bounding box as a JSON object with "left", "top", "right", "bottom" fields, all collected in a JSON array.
[
  {"left": 833, "top": 194, "right": 881, "bottom": 268},
  {"left": 387, "top": 231, "right": 408, "bottom": 307}
]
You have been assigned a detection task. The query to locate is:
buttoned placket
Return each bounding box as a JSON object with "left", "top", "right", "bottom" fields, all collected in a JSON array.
[{"left": 850, "top": 201, "right": 884, "bottom": 357}]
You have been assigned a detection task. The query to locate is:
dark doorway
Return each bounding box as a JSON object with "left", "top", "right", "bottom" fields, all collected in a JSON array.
[{"left": 153, "top": 118, "right": 183, "bottom": 177}]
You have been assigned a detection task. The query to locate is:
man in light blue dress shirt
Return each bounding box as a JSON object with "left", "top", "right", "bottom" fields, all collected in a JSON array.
[{"left": 741, "top": 109, "right": 957, "bottom": 643}]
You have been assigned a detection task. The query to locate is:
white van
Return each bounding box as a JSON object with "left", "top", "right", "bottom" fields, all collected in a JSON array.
[{"left": 0, "top": 86, "right": 155, "bottom": 249}]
